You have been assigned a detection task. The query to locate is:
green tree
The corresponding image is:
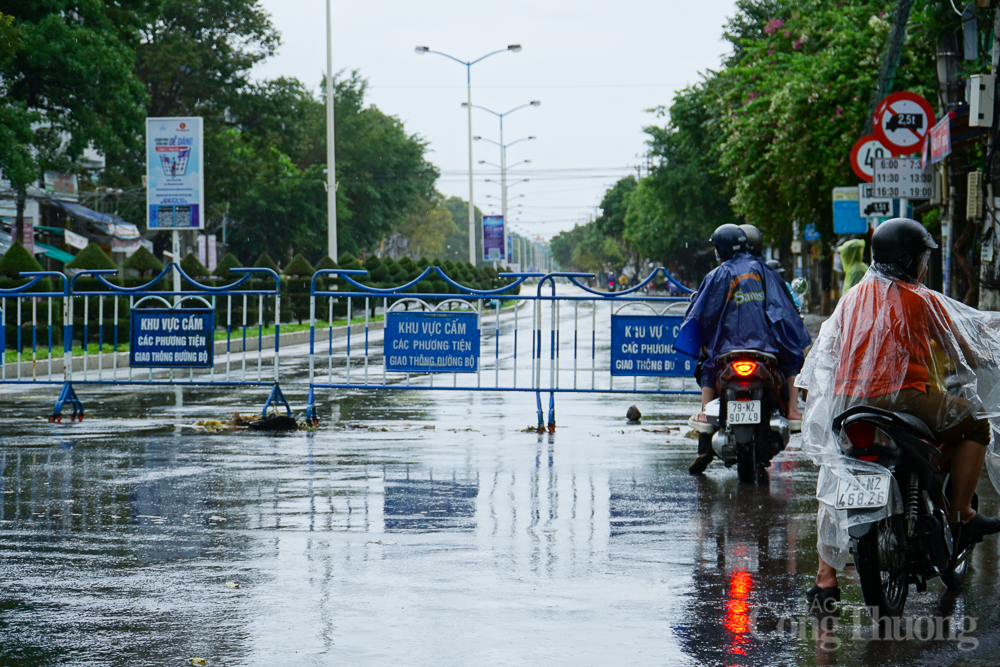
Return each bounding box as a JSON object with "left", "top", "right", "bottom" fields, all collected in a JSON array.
[
  {"left": 624, "top": 80, "right": 739, "bottom": 267},
  {"left": 714, "top": 0, "right": 935, "bottom": 247},
  {"left": 397, "top": 195, "right": 458, "bottom": 259},
  {"left": 442, "top": 196, "right": 484, "bottom": 263},
  {"left": 0, "top": 4, "right": 146, "bottom": 239}
]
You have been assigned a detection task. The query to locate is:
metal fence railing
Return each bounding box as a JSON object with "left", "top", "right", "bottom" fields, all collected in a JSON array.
[
  {"left": 1, "top": 263, "right": 289, "bottom": 421},
  {"left": 305, "top": 267, "right": 698, "bottom": 431},
  {"left": 2, "top": 264, "right": 699, "bottom": 429}
]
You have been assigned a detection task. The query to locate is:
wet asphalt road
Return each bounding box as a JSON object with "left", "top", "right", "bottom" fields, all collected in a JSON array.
[{"left": 3, "top": 301, "right": 1000, "bottom": 665}]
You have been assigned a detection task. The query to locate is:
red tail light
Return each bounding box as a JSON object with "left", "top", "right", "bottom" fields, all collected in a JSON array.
[
  {"left": 844, "top": 422, "right": 876, "bottom": 448},
  {"left": 732, "top": 361, "right": 757, "bottom": 377}
]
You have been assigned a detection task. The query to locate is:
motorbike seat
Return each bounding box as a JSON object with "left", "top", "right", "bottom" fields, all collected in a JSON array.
[{"left": 832, "top": 405, "right": 936, "bottom": 443}]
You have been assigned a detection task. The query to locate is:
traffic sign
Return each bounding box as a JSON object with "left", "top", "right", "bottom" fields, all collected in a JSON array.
[
  {"left": 872, "top": 92, "right": 935, "bottom": 155},
  {"left": 872, "top": 157, "right": 934, "bottom": 200},
  {"left": 850, "top": 134, "right": 894, "bottom": 182},
  {"left": 833, "top": 187, "right": 867, "bottom": 234},
  {"left": 858, "top": 183, "right": 895, "bottom": 218}
]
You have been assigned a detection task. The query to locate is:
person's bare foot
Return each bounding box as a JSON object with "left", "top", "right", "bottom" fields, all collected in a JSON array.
[{"left": 787, "top": 409, "right": 802, "bottom": 421}]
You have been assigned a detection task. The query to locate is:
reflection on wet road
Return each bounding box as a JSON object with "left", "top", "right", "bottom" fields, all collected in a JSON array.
[{"left": 3, "top": 364, "right": 1000, "bottom": 663}]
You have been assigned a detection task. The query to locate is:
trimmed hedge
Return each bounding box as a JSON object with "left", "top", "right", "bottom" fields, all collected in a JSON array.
[
  {"left": 65, "top": 243, "right": 117, "bottom": 270},
  {"left": 123, "top": 246, "right": 163, "bottom": 274}
]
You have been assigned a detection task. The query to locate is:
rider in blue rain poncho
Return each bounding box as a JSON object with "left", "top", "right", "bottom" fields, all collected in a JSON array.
[{"left": 676, "top": 224, "right": 811, "bottom": 474}]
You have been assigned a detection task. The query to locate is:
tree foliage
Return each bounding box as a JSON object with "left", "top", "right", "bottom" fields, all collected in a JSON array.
[
  {"left": 0, "top": 3, "right": 146, "bottom": 237},
  {"left": 396, "top": 195, "right": 458, "bottom": 260}
]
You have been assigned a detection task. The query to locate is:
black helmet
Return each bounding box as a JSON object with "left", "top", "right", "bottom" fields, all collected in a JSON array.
[
  {"left": 871, "top": 218, "right": 938, "bottom": 280},
  {"left": 739, "top": 224, "right": 763, "bottom": 255},
  {"left": 765, "top": 259, "right": 784, "bottom": 275},
  {"left": 710, "top": 224, "right": 748, "bottom": 261}
]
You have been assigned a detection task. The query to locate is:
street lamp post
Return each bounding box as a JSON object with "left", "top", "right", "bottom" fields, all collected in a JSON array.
[
  {"left": 325, "top": 0, "right": 337, "bottom": 261},
  {"left": 466, "top": 102, "right": 538, "bottom": 267},
  {"left": 415, "top": 44, "right": 521, "bottom": 266}
]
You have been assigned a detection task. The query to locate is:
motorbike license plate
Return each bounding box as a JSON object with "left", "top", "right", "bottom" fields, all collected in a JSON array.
[
  {"left": 727, "top": 400, "right": 761, "bottom": 425},
  {"left": 835, "top": 473, "right": 890, "bottom": 510}
]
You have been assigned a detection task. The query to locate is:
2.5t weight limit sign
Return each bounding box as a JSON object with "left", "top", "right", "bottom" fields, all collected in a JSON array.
[{"left": 872, "top": 157, "right": 934, "bottom": 200}]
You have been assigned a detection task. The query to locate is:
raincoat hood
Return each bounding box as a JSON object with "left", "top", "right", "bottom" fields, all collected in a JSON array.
[
  {"left": 797, "top": 265, "right": 1000, "bottom": 568},
  {"left": 838, "top": 239, "right": 868, "bottom": 292}
]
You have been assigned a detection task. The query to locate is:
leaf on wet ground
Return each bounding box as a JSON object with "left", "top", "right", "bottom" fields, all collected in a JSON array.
[
  {"left": 225, "top": 580, "right": 240, "bottom": 589},
  {"left": 188, "top": 660, "right": 207, "bottom": 666}
]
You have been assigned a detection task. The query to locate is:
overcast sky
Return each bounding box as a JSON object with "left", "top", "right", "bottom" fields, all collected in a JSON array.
[{"left": 253, "top": 0, "right": 738, "bottom": 241}]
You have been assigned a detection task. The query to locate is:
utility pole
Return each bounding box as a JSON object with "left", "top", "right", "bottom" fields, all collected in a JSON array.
[
  {"left": 979, "top": 7, "right": 1000, "bottom": 309},
  {"left": 325, "top": 0, "right": 338, "bottom": 261}
]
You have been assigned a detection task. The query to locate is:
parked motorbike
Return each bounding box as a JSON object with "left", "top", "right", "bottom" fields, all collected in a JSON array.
[
  {"left": 702, "top": 349, "right": 791, "bottom": 483},
  {"left": 830, "top": 405, "right": 974, "bottom": 618}
]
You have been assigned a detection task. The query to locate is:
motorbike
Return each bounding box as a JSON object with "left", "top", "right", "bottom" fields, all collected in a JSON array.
[
  {"left": 702, "top": 349, "right": 791, "bottom": 483},
  {"left": 830, "top": 405, "right": 975, "bottom": 618}
]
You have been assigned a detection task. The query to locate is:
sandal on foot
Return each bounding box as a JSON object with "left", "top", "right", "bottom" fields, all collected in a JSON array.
[
  {"left": 788, "top": 418, "right": 802, "bottom": 433},
  {"left": 687, "top": 414, "right": 714, "bottom": 434}
]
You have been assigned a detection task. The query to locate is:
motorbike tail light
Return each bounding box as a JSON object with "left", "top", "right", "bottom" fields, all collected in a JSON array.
[
  {"left": 732, "top": 361, "right": 757, "bottom": 377},
  {"left": 844, "top": 422, "right": 876, "bottom": 448}
]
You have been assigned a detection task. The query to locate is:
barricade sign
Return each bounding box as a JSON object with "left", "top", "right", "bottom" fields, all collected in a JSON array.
[
  {"left": 610, "top": 314, "right": 688, "bottom": 376},
  {"left": 130, "top": 308, "right": 214, "bottom": 368},
  {"left": 384, "top": 311, "right": 480, "bottom": 373}
]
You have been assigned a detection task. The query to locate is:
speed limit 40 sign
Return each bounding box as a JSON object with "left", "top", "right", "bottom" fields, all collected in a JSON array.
[{"left": 850, "top": 134, "right": 896, "bottom": 182}]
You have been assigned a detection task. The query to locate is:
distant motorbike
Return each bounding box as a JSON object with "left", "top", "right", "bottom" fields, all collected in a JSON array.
[
  {"left": 830, "top": 405, "right": 974, "bottom": 618},
  {"left": 703, "top": 349, "right": 791, "bottom": 483}
]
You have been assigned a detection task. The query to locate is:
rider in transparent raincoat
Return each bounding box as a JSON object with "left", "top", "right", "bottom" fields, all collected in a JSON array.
[{"left": 798, "top": 218, "right": 1000, "bottom": 602}]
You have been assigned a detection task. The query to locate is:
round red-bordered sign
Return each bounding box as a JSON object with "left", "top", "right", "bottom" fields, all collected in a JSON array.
[
  {"left": 872, "top": 92, "right": 935, "bottom": 155},
  {"left": 850, "top": 135, "right": 897, "bottom": 183}
]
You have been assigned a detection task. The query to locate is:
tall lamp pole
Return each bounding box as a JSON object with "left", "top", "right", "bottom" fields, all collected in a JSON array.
[
  {"left": 415, "top": 44, "right": 521, "bottom": 265},
  {"left": 465, "top": 102, "right": 539, "bottom": 267},
  {"left": 325, "top": 0, "right": 337, "bottom": 260}
]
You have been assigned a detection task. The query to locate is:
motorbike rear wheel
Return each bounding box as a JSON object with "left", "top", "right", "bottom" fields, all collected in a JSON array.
[
  {"left": 855, "top": 514, "right": 909, "bottom": 617},
  {"left": 736, "top": 446, "right": 756, "bottom": 484}
]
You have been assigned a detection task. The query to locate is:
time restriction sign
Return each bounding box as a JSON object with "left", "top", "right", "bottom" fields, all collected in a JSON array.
[
  {"left": 872, "top": 92, "right": 936, "bottom": 155},
  {"left": 872, "top": 157, "right": 935, "bottom": 200}
]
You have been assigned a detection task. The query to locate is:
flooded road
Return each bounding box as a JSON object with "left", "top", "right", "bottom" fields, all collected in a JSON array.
[{"left": 3, "top": 380, "right": 1000, "bottom": 666}]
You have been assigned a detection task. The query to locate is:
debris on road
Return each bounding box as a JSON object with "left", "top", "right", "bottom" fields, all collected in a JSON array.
[{"left": 626, "top": 405, "right": 641, "bottom": 422}]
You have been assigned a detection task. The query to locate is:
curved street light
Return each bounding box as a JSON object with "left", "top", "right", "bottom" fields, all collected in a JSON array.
[
  {"left": 415, "top": 45, "right": 522, "bottom": 265},
  {"left": 465, "top": 102, "right": 539, "bottom": 266}
]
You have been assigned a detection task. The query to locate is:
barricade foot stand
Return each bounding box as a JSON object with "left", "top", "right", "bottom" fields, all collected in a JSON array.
[
  {"left": 547, "top": 392, "right": 556, "bottom": 434},
  {"left": 305, "top": 386, "right": 320, "bottom": 426},
  {"left": 535, "top": 391, "right": 545, "bottom": 434},
  {"left": 50, "top": 383, "right": 84, "bottom": 423},
  {"left": 262, "top": 383, "right": 293, "bottom": 418}
]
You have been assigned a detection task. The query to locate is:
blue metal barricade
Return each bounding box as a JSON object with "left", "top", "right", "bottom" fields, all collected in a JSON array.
[
  {"left": 2, "top": 263, "right": 701, "bottom": 429},
  {"left": 304, "top": 266, "right": 698, "bottom": 431},
  {"left": 0, "top": 263, "right": 290, "bottom": 420}
]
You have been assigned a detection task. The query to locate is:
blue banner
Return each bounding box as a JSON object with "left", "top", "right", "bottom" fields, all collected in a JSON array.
[
  {"left": 385, "top": 312, "right": 479, "bottom": 373},
  {"left": 610, "top": 314, "right": 690, "bottom": 376},
  {"left": 130, "top": 309, "right": 214, "bottom": 368},
  {"left": 483, "top": 215, "right": 504, "bottom": 262}
]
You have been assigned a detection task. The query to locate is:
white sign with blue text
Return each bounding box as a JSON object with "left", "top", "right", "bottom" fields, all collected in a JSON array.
[
  {"left": 610, "top": 315, "right": 688, "bottom": 376},
  {"left": 146, "top": 117, "right": 205, "bottom": 230},
  {"left": 385, "top": 312, "right": 480, "bottom": 373}
]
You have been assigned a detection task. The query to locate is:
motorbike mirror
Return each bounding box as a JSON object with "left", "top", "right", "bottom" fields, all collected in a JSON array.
[{"left": 790, "top": 277, "right": 809, "bottom": 295}]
